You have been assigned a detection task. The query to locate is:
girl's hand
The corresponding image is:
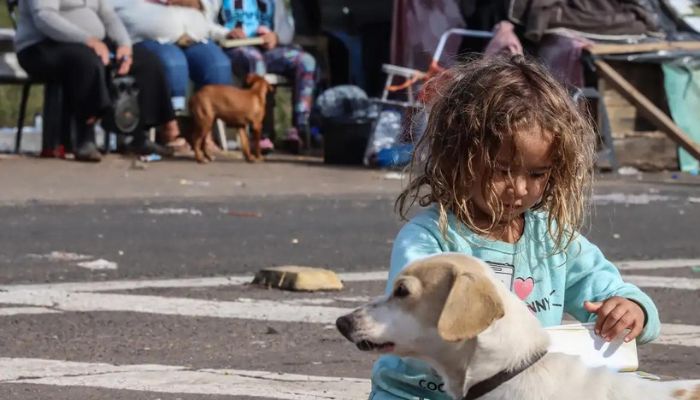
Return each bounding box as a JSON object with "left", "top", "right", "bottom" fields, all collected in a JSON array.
[{"left": 584, "top": 297, "right": 645, "bottom": 343}]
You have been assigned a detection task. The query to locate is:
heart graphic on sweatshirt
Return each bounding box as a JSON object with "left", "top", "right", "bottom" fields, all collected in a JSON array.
[{"left": 514, "top": 277, "right": 535, "bottom": 300}]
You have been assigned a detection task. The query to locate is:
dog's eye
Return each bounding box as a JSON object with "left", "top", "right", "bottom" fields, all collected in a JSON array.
[{"left": 393, "top": 283, "right": 410, "bottom": 298}]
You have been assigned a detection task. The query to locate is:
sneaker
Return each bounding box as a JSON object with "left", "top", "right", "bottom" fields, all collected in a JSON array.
[
  {"left": 259, "top": 137, "right": 274, "bottom": 155},
  {"left": 282, "top": 127, "right": 302, "bottom": 154},
  {"left": 74, "top": 141, "right": 102, "bottom": 162},
  {"left": 127, "top": 138, "right": 175, "bottom": 157},
  {"left": 165, "top": 137, "right": 192, "bottom": 154},
  {"left": 40, "top": 145, "right": 66, "bottom": 159}
]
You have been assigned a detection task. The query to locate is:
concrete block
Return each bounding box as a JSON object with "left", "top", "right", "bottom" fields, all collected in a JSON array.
[{"left": 252, "top": 266, "right": 344, "bottom": 291}]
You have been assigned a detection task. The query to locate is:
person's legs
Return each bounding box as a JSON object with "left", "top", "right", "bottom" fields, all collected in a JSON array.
[
  {"left": 183, "top": 41, "right": 233, "bottom": 89},
  {"left": 264, "top": 46, "right": 317, "bottom": 130},
  {"left": 223, "top": 46, "right": 274, "bottom": 151},
  {"left": 130, "top": 43, "right": 176, "bottom": 129},
  {"left": 137, "top": 40, "right": 189, "bottom": 111},
  {"left": 127, "top": 43, "right": 177, "bottom": 156},
  {"left": 17, "top": 40, "right": 111, "bottom": 161},
  {"left": 264, "top": 46, "right": 318, "bottom": 151}
]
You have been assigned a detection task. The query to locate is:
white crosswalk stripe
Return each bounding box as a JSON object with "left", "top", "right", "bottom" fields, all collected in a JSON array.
[
  {"left": 0, "top": 257, "right": 698, "bottom": 398},
  {"left": 0, "top": 358, "right": 370, "bottom": 400}
]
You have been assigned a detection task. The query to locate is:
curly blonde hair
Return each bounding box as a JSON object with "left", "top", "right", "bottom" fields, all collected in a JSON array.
[{"left": 397, "top": 55, "right": 596, "bottom": 252}]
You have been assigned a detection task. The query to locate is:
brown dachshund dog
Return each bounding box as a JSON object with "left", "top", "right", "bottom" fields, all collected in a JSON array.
[{"left": 188, "top": 75, "right": 273, "bottom": 163}]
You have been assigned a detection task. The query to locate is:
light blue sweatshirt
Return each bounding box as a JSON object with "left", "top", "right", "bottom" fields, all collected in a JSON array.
[{"left": 370, "top": 205, "right": 660, "bottom": 400}]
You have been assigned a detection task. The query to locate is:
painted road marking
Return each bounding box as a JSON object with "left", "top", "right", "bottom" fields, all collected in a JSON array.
[
  {"left": 623, "top": 275, "right": 699, "bottom": 291},
  {"left": 0, "top": 307, "right": 61, "bottom": 316},
  {"left": 0, "top": 357, "right": 369, "bottom": 400},
  {"left": 0, "top": 288, "right": 697, "bottom": 348},
  {"left": 615, "top": 259, "right": 700, "bottom": 270},
  {"left": 658, "top": 324, "right": 700, "bottom": 348},
  {"left": 2, "top": 268, "right": 697, "bottom": 294}
]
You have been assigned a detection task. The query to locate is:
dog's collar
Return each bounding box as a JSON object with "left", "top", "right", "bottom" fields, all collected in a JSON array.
[{"left": 462, "top": 350, "right": 547, "bottom": 400}]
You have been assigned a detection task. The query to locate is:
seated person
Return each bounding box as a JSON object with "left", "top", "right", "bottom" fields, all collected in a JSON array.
[
  {"left": 15, "top": 0, "right": 177, "bottom": 162},
  {"left": 204, "top": 0, "right": 318, "bottom": 151},
  {"left": 110, "top": 0, "right": 234, "bottom": 148}
]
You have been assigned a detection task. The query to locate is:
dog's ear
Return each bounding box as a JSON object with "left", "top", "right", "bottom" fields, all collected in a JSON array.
[{"left": 437, "top": 272, "right": 505, "bottom": 342}]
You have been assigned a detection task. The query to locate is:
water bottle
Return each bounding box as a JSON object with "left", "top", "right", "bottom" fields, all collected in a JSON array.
[
  {"left": 371, "top": 110, "right": 402, "bottom": 150},
  {"left": 33, "top": 113, "right": 43, "bottom": 133}
]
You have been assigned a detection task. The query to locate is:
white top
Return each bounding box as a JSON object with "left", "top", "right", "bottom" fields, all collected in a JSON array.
[{"left": 109, "top": 0, "right": 215, "bottom": 44}]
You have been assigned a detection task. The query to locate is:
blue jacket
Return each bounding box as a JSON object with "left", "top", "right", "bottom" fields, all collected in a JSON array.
[{"left": 371, "top": 206, "right": 660, "bottom": 400}]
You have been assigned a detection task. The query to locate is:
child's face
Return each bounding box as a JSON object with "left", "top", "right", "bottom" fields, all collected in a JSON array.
[{"left": 472, "top": 130, "right": 553, "bottom": 225}]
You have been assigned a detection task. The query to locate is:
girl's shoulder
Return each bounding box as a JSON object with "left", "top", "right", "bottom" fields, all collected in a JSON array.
[{"left": 403, "top": 205, "right": 444, "bottom": 232}]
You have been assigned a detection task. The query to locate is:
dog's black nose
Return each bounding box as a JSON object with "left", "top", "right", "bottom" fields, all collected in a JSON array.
[{"left": 336, "top": 315, "right": 355, "bottom": 341}]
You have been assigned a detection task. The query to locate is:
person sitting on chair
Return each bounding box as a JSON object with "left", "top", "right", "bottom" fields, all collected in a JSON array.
[
  {"left": 110, "top": 0, "right": 234, "bottom": 151},
  {"left": 14, "top": 0, "right": 177, "bottom": 162},
  {"left": 204, "top": 0, "right": 318, "bottom": 152}
]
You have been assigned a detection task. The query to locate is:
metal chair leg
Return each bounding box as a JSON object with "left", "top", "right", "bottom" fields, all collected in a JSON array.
[
  {"left": 597, "top": 94, "right": 619, "bottom": 171},
  {"left": 15, "top": 82, "right": 30, "bottom": 153}
]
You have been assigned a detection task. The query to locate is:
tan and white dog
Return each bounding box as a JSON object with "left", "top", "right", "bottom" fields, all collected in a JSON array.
[{"left": 336, "top": 253, "right": 700, "bottom": 400}]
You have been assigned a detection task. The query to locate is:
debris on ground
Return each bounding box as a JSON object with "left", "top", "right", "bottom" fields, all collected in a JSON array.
[
  {"left": 76, "top": 258, "right": 118, "bottom": 270},
  {"left": 179, "top": 179, "right": 211, "bottom": 187},
  {"left": 145, "top": 207, "right": 203, "bottom": 216},
  {"left": 252, "top": 266, "right": 344, "bottom": 291},
  {"left": 139, "top": 154, "right": 162, "bottom": 163},
  {"left": 221, "top": 209, "right": 262, "bottom": 218},
  {"left": 617, "top": 166, "right": 640, "bottom": 175}
]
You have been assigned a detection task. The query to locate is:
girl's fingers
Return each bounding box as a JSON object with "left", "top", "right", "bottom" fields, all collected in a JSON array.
[
  {"left": 601, "top": 311, "right": 632, "bottom": 341},
  {"left": 599, "top": 304, "right": 627, "bottom": 337},
  {"left": 594, "top": 300, "right": 619, "bottom": 335},
  {"left": 624, "top": 320, "right": 642, "bottom": 343}
]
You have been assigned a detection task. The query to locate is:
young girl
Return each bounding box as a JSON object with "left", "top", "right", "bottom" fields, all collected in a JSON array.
[{"left": 370, "top": 56, "right": 660, "bottom": 400}]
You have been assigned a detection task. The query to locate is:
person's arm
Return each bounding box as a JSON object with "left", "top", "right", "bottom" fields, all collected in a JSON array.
[
  {"left": 483, "top": 20, "right": 522, "bottom": 57},
  {"left": 272, "top": 0, "right": 294, "bottom": 45},
  {"left": 30, "top": 0, "right": 93, "bottom": 44},
  {"left": 563, "top": 234, "right": 661, "bottom": 344},
  {"left": 96, "top": 0, "right": 131, "bottom": 47},
  {"left": 201, "top": 0, "right": 235, "bottom": 41},
  {"left": 169, "top": 0, "right": 203, "bottom": 9},
  {"left": 386, "top": 222, "right": 446, "bottom": 294}
]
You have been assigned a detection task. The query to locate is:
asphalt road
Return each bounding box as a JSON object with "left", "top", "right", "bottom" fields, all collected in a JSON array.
[{"left": 0, "top": 157, "right": 698, "bottom": 399}]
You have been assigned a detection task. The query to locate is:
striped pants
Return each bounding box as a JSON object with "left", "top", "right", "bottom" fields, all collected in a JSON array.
[{"left": 225, "top": 45, "right": 317, "bottom": 129}]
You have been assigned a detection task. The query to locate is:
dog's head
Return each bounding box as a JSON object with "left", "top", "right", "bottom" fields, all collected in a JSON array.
[
  {"left": 336, "top": 254, "right": 505, "bottom": 357},
  {"left": 245, "top": 74, "right": 274, "bottom": 95}
]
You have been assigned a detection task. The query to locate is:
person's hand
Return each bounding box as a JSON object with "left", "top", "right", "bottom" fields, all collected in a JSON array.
[
  {"left": 257, "top": 26, "right": 277, "bottom": 50},
  {"left": 115, "top": 45, "right": 133, "bottom": 75},
  {"left": 584, "top": 297, "right": 646, "bottom": 343},
  {"left": 86, "top": 37, "right": 110, "bottom": 65},
  {"left": 167, "top": 0, "right": 202, "bottom": 9},
  {"left": 484, "top": 21, "right": 523, "bottom": 57},
  {"left": 227, "top": 27, "right": 246, "bottom": 39}
]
